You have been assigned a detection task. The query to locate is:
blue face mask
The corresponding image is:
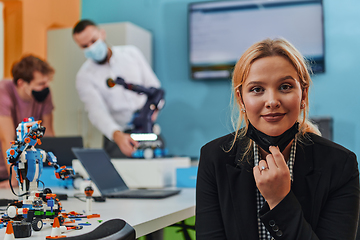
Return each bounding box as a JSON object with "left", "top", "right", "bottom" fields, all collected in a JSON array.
[{"left": 84, "top": 39, "right": 108, "bottom": 62}]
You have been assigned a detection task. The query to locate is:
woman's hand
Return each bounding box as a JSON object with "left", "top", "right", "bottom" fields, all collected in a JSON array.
[{"left": 253, "top": 146, "right": 291, "bottom": 209}]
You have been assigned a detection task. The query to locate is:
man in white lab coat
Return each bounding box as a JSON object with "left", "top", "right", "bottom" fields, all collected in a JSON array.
[{"left": 72, "top": 20, "right": 161, "bottom": 158}]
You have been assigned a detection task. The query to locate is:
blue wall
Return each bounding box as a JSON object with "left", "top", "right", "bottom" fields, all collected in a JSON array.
[{"left": 82, "top": 0, "right": 360, "bottom": 160}]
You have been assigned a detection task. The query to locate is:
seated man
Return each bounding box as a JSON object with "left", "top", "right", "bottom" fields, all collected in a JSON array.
[{"left": 0, "top": 55, "right": 55, "bottom": 188}]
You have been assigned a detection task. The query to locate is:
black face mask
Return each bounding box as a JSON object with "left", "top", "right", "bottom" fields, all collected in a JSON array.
[
  {"left": 32, "top": 87, "right": 50, "bottom": 102},
  {"left": 246, "top": 121, "right": 299, "bottom": 153}
]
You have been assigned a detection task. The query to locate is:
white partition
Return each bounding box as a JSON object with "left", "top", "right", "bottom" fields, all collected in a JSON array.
[
  {"left": 47, "top": 22, "right": 152, "bottom": 148},
  {"left": 72, "top": 157, "right": 191, "bottom": 189}
]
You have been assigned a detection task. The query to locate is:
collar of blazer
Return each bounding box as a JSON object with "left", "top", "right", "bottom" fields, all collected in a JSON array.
[{"left": 225, "top": 134, "right": 321, "bottom": 238}]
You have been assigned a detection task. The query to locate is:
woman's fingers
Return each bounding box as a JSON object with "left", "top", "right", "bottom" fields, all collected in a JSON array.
[
  {"left": 258, "top": 160, "right": 269, "bottom": 174},
  {"left": 253, "top": 146, "right": 291, "bottom": 209},
  {"left": 268, "top": 146, "right": 287, "bottom": 169}
]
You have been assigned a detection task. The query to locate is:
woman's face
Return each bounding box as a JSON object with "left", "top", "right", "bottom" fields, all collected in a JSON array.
[{"left": 239, "top": 56, "right": 305, "bottom": 136}]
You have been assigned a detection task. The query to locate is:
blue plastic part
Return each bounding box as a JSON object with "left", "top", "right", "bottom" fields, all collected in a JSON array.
[
  {"left": 47, "top": 152, "right": 57, "bottom": 164},
  {"left": 39, "top": 167, "right": 73, "bottom": 187},
  {"left": 132, "top": 150, "right": 144, "bottom": 158},
  {"left": 26, "top": 155, "right": 37, "bottom": 181},
  {"left": 47, "top": 199, "right": 55, "bottom": 207},
  {"left": 78, "top": 223, "right": 91, "bottom": 226},
  {"left": 176, "top": 166, "right": 198, "bottom": 188},
  {"left": 132, "top": 148, "right": 168, "bottom": 159},
  {"left": 153, "top": 148, "right": 162, "bottom": 157}
]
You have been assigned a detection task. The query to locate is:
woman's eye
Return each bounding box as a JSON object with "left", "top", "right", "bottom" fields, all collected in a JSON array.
[
  {"left": 280, "top": 84, "right": 293, "bottom": 91},
  {"left": 250, "top": 87, "right": 263, "bottom": 93}
]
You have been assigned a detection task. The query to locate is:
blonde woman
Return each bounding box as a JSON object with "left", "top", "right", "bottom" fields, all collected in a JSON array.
[{"left": 196, "top": 38, "right": 360, "bottom": 240}]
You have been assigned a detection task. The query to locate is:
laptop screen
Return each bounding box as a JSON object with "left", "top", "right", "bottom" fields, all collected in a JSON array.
[
  {"left": 72, "top": 148, "right": 129, "bottom": 195},
  {"left": 39, "top": 137, "right": 83, "bottom": 166}
]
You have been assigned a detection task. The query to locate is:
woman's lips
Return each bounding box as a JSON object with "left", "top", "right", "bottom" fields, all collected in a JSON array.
[{"left": 261, "top": 113, "right": 285, "bottom": 122}]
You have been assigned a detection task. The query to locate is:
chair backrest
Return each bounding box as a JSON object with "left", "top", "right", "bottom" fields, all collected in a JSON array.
[
  {"left": 64, "top": 218, "right": 136, "bottom": 240},
  {"left": 310, "top": 117, "right": 333, "bottom": 141}
]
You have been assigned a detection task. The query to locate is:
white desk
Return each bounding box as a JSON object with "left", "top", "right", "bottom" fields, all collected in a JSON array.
[{"left": 0, "top": 188, "right": 195, "bottom": 239}]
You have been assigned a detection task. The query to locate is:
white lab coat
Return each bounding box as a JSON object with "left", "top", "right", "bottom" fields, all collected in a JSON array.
[{"left": 76, "top": 45, "right": 161, "bottom": 140}]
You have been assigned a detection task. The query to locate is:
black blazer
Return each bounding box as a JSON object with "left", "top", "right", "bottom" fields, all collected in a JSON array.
[{"left": 196, "top": 133, "right": 360, "bottom": 240}]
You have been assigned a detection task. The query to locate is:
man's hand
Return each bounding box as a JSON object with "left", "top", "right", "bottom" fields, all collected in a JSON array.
[
  {"left": 253, "top": 146, "right": 291, "bottom": 209},
  {"left": 113, "top": 130, "right": 139, "bottom": 157}
]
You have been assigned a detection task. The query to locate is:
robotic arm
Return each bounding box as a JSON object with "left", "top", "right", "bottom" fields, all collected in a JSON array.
[
  {"left": 106, "top": 77, "right": 165, "bottom": 133},
  {"left": 46, "top": 152, "right": 74, "bottom": 180},
  {"left": 106, "top": 77, "right": 168, "bottom": 158}
]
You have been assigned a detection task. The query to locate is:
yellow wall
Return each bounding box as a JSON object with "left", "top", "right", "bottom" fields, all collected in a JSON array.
[{"left": 1, "top": 0, "right": 80, "bottom": 78}]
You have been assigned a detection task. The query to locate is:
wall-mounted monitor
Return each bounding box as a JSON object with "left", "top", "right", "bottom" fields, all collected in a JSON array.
[{"left": 188, "top": 0, "right": 325, "bottom": 80}]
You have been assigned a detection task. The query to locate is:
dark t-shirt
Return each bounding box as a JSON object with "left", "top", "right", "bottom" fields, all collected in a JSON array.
[{"left": 0, "top": 79, "right": 54, "bottom": 179}]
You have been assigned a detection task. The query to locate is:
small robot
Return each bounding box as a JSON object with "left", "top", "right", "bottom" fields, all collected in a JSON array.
[
  {"left": 107, "top": 77, "right": 168, "bottom": 159},
  {"left": 1, "top": 117, "right": 74, "bottom": 236}
]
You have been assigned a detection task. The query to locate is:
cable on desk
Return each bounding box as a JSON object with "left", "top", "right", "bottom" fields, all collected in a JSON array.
[{"left": 73, "top": 193, "right": 86, "bottom": 202}]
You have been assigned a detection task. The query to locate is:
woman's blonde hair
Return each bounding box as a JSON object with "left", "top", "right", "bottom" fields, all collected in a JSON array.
[{"left": 230, "top": 38, "right": 320, "bottom": 153}]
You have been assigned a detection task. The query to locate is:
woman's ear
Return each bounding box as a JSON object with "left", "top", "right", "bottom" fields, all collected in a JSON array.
[
  {"left": 300, "top": 88, "right": 308, "bottom": 109},
  {"left": 302, "top": 87, "right": 308, "bottom": 102},
  {"left": 236, "top": 89, "right": 245, "bottom": 109}
]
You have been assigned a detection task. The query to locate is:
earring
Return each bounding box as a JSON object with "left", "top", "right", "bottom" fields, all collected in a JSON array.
[
  {"left": 301, "top": 103, "right": 305, "bottom": 109},
  {"left": 241, "top": 108, "right": 246, "bottom": 113}
]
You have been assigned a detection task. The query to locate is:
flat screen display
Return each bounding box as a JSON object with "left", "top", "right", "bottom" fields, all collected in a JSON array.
[{"left": 188, "top": 0, "right": 325, "bottom": 80}]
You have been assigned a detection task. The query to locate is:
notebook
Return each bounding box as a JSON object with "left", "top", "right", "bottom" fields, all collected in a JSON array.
[
  {"left": 71, "top": 148, "right": 181, "bottom": 199},
  {"left": 39, "top": 136, "right": 83, "bottom": 166}
]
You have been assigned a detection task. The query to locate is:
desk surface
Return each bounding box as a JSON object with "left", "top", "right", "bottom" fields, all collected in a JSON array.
[{"left": 0, "top": 188, "right": 195, "bottom": 239}]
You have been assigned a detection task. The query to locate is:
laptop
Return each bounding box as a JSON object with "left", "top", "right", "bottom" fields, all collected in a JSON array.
[
  {"left": 39, "top": 137, "right": 83, "bottom": 166},
  {"left": 71, "top": 148, "right": 181, "bottom": 199}
]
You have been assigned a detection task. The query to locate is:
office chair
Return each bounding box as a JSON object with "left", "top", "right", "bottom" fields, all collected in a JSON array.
[
  {"left": 169, "top": 220, "right": 195, "bottom": 240},
  {"left": 63, "top": 218, "right": 135, "bottom": 240}
]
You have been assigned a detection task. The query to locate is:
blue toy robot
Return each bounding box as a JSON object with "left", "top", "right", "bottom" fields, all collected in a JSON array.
[{"left": 3, "top": 117, "right": 74, "bottom": 233}]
